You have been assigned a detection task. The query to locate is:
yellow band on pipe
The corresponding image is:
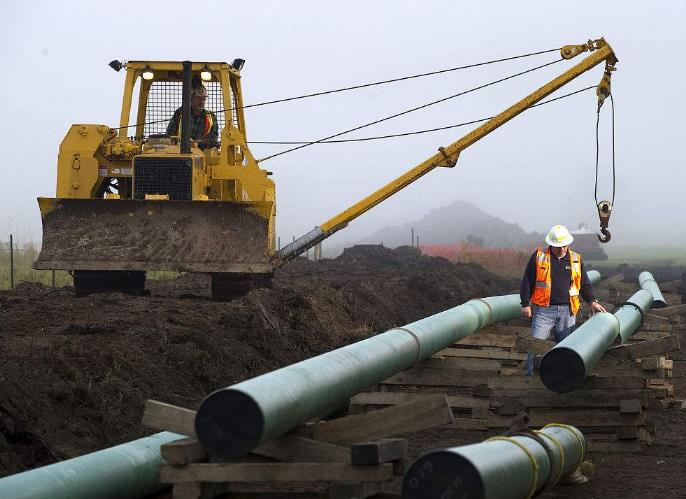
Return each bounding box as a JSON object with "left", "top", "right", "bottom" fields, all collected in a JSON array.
[
  {"left": 486, "top": 436, "right": 539, "bottom": 499},
  {"left": 534, "top": 430, "right": 566, "bottom": 485}
]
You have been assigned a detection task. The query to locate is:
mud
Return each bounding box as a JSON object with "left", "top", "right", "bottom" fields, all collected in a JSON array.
[{"left": 1, "top": 245, "right": 685, "bottom": 498}]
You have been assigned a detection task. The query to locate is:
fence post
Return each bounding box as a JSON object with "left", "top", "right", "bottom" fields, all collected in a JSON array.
[
  {"left": 52, "top": 270, "right": 56, "bottom": 290},
  {"left": 9, "top": 234, "right": 14, "bottom": 290},
  {"left": 411, "top": 228, "right": 415, "bottom": 247}
]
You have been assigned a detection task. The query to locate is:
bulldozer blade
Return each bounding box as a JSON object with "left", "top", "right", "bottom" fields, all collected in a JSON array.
[{"left": 34, "top": 198, "right": 274, "bottom": 274}]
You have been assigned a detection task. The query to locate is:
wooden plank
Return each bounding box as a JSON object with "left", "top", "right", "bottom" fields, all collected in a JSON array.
[
  {"left": 489, "top": 389, "right": 649, "bottom": 409},
  {"left": 487, "top": 410, "right": 645, "bottom": 428},
  {"left": 329, "top": 482, "right": 384, "bottom": 499},
  {"left": 619, "top": 399, "right": 642, "bottom": 414},
  {"left": 159, "top": 462, "right": 393, "bottom": 483},
  {"left": 630, "top": 331, "right": 671, "bottom": 341},
  {"left": 587, "top": 439, "right": 646, "bottom": 453},
  {"left": 142, "top": 400, "right": 195, "bottom": 437},
  {"left": 487, "top": 375, "right": 644, "bottom": 390},
  {"left": 514, "top": 336, "right": 555, "bottom": 355},
  {"left": 608, "top": 335, "right": 680, "bottom": 360},
  {"left": 647, "top": 303, "right": 686, "bottom": 317},
  {"left": 439, "top": 348, "right": 527, "bottom": 361},
  {"left": 644, "top": 312, "right": 672, "bottom": 325},
  {"left": 442, "top": 418, "right": 488, "bottom": 431},
  {"left": 350, "top": 391, "right": 488, "bottom": 410},
  {"left": 418, "top": 357, "right": 502, "bottom": 372},
  {"left": 161, "top": 438, "right": 207, "bottom": 466},
  {"left": 350, "top": 439, "right": 407, "bottom": 465},
  {"left": 381, "top": 367, "right": 489, "bottom": 388},
  {"left": 457, "top": 334, "right": 516, "bottom": 348},
  {"left": 255, "top": 434, "right": 350, "bottom": 463},
  {"left": 300, "top": 395, "right": 453, "bottom": 445}
]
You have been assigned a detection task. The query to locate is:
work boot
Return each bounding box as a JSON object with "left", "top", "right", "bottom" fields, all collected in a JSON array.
[{"left": 563, "top": 467, "right": 589, "bottom": 485}]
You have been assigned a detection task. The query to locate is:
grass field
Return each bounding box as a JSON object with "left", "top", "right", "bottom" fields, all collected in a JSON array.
[{"left": 0, "top": 243, "right": 179, "bottom": 290}]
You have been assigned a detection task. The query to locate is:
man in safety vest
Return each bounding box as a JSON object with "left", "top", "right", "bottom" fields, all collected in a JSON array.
[
  {"left": 166, "top": 83, "right": 219, "bottom": 149},
  {"left": 520, "top": 225, "right": 606, "bottom": 376}
]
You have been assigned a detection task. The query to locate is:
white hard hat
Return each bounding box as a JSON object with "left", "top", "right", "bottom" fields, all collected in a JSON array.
[{"left": 545, "top": 225, "right": 574, "bottom": 247}]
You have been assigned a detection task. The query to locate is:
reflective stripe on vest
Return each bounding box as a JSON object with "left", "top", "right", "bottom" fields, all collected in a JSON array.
[{"left": 530, "top": 247, "right": 583, "bottom": 315}]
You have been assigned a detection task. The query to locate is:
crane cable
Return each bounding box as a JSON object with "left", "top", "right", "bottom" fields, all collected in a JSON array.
[
  {"left": 248, "top": 85, "right": 595, "bottom": 144},
  {"left": 257, "top": 57, "right": 565, "bottom": 162},
  {"left": 594, "top": 93, "right": 616, "bottom": 243},
  {"left": 109, "top": 47, "right": 561, "bottom": 132}
]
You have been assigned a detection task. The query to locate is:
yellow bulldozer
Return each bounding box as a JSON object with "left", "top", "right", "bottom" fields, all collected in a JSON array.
[{"left": 34, "top": 39, "right": 618, "bottom": 300}]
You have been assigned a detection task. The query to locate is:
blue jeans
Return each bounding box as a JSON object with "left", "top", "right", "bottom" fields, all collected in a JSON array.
[{"left": 525, "top": 304, "right": 577, "bottom": 376}]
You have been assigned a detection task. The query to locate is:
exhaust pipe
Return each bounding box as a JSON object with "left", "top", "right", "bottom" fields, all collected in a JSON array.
[{"left": 180, "top": 60, "right": 192, "bottom": 154}]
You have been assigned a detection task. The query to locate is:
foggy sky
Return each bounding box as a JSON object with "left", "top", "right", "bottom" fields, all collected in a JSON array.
[{"left": 1, "top": 0, "right": 684, "bottom": 249}]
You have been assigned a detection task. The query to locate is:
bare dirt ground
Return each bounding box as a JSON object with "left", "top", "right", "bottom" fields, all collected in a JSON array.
[{"left": 1, "top": 245, "right": 685, "bottom": 498}]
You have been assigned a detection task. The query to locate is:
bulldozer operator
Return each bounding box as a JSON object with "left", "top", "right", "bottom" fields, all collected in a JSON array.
[{"left": 166, "top": 82, "right": 219, "bottom": 148}]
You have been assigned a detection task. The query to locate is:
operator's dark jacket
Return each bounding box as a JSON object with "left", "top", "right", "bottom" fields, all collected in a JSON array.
[{"left": 520, "top": 248, "right": 596, "bottom": 308}]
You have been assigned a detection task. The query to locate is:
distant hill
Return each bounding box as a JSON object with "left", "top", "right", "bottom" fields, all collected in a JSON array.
[{"left": 346, "top": 200, "right": 544, "bottom": 250}]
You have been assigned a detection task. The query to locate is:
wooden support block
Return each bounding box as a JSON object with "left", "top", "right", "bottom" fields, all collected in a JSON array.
[
  {"left": 487, "top": 409, "right": 645, "bottom": 428},
  {"left": 647, "top": 303, "right": 686, "bottom": 317},
  {"left": 608, "top": 335, "right": 680, "bottom": 360},
  {"left": 639, "top": 357, "right": 662, "bottom": 370},
  {"left": 351, "top": 391, "right": 488, "bottom": 411},
  {"left": 488, "top": 389, "right": 649, "bottom": 409},
  {"left": 487, "top": 375, "right": 644, "bottom": 390},
  {"left": 350, "top": 439, "right": 407, "bottom": 465},
  {"left": 494, "top": 398, "right": 527, "bottom": 416},
  {"left": 160, "top": 462, "right": 394, "bottom": 484},
  {"left": 642, "top": 369, "right": 666, "bottom": 379},
  {"left": 172, "top": 482, "right": 232, "bottom": 499},
  {"left": 381, "top": 367, "right": 488, "bottom": 388},
  {"left": 142, "top": 400, "right": 196, "bottom": 437},
  {"left": 162, "top": 438, "right": 207, "bottom": 466},
  {"left": 418, "top": 356, "right": 502, "bottom": 371},
  {"left": 648, "top": 398, "right": 670, "bottom": 409},
  {"left": 616, "top": 425, "right": 641, "bottom": 440},
  {"left": 470, "top": 407, "right": 490, "bottom": 419},
  {"left": 329, "top": 481, "right": 384, "bottom": 499},
  {"left": 442, "top": 418, "right": 488, "bottom": 431},
  {"left": 299, "top": 395, "right": 453, "bottom": 446},
  {"left": 619, "top": 399, "right": 642, "bottom": 415},
  {"left": 439, "top": 347, "right": 526, "bottom": 361},
  {"left": 514, "top": 336, "right": 556, "bottom": 355},
  {"left": 255, "top": 434, "right": 350, "bottom": 463},
  {"left": 457, "top": 334, "right": 516, "bottom": 348},
  {"left": 644, "top": 312, "right": 672, "bottom": 325}
]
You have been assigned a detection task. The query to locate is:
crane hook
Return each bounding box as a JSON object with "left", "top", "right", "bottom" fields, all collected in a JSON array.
[{"left": 597, "top": 200, "right": 612, "bottom": 243}]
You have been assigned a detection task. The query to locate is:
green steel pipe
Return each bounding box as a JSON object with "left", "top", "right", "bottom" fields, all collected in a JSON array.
[
  {"left": 0, "top": 431, "right": 183, "bottom": 499},
  {"left": 541, "top": 287, "right": 652, "bottom": 393},
  {"left": 587, "top": 269, "right": 601, "bottom": 286},
  {"left": 615, "top": 289, "right": 653, "bottom": 344},
  {"left": 540, "top": 312, "right": 619, "bottom": 392},
  {"left": 402, "top": 424, "right": 586, "bottom": 499},
  {"left": 196, "top": 294, "right": 522, "bottom": 457},
  {"left": 639, "top": 271, "right": 667, "bottom": 308}
]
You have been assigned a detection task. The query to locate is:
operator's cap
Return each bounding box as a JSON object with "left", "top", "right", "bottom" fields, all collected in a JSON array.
[{"left": 545, "top": 225, "right": 574, "bottom": 247}]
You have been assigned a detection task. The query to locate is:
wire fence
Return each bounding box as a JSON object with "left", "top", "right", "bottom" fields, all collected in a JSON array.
[{"left": 0, "top": 235, "right": 72, "bottom": 290}]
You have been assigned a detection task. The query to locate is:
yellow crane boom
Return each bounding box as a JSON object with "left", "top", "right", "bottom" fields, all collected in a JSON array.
[{"left": 275, "top": 38, "right": 618, "bottom": 265}]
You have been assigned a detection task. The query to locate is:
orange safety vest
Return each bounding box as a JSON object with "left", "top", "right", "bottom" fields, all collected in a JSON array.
[
  {"left": 530, "top": 247, "right": 583, "bottom": 315},
  {"left": 177, "top": 111, "right": 214, "bottom": 139}
]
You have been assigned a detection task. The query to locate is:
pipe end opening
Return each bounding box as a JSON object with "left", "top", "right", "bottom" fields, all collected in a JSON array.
[
  {"left": 195, "top": 389, "right": 265, "bottom": 458},
  {"left": 402, "top": 451, "right": 485, "bottom": 499},
  {"left": 540, "top": 347, "right": 586, "bottom": 393}
]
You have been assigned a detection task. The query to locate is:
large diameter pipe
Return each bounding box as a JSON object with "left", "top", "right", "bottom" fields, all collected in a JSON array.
[
  {"left": 0, "top": 431, "right": 182, "bottom": 499},
  {"left": 587, "top": 269, "right": 601, "bottom": 286},
  {"left": 540, "top": 288, "right": 652, "bottom": 393},
  {"left": 195, "top": 295, "right": 522, "bottom": 457},
  {"left": 639, "top": 271, "right": 667, "bottom": 308},
  {"left": 402, "top": 424, "right": 586, "bottom": 499}
]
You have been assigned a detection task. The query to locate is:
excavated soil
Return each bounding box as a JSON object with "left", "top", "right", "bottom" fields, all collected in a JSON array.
[{"left": 1, "top": 245, "right": 685, "bottom": 498}]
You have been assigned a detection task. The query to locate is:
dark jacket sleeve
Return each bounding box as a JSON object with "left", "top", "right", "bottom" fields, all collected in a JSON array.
[
  {"left": 166, "top": 108, "right": 181, "bottom": 136},
  {"left": 207, "top": 112, "right": 219, "bottom": 143},
  {"left": 579, "top": 259, "right": 596, "bottom": 304},
  {"left": 520, "top": 251, "right": 537, "bottom": 307}
]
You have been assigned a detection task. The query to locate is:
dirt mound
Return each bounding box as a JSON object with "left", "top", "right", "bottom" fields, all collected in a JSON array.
[{"left": 0, "top": 245, "right": 513, "bottom": 476}]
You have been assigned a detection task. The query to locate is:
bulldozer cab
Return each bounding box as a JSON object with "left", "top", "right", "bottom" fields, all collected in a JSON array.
[
  {"left": 120, "top": 61, "right": 244, "bottom": 145},
  {"left": 34, "top": 60, "right": 276, "bottom": 299}
]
